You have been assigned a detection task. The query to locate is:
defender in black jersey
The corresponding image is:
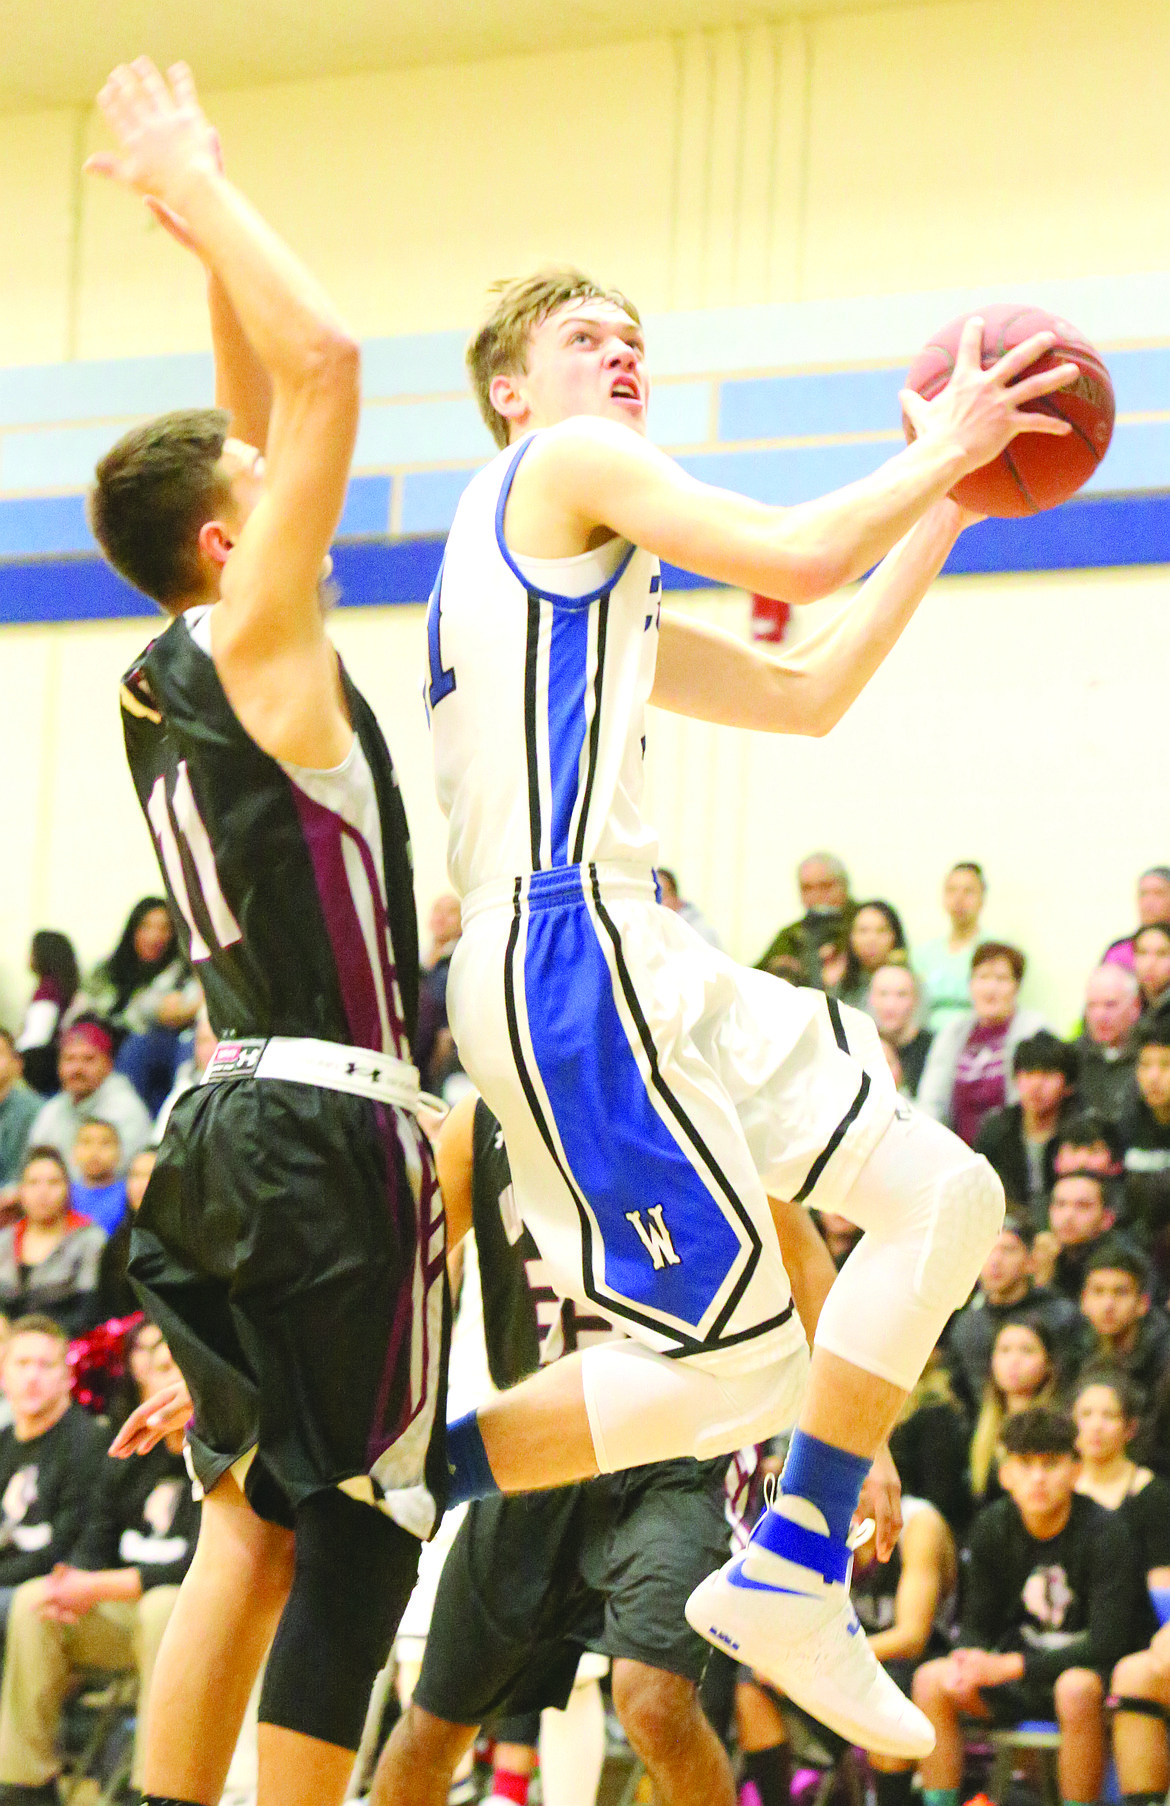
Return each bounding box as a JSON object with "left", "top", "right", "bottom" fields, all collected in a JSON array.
[
  {"left": 375, "top": 1095, "right": 738, "bottom": 1806},
  {"left": 86, "top": 61, "right": 446, "bottom": 1806}
]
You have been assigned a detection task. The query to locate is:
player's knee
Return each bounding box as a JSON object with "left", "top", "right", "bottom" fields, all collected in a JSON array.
[
  {"left": 1054, "top": 1666, "right": 1104, "bottom": 1722},
  {"left": 612, "top": 1660, "right": 697, "bottom": 1764},
  {"left": 911, "top": 1660, "right": 948, "bottom": 1710},
  {"left": 401, "top": 1702, "right": 478, "bottom": 1772},
  {"left": 914, "top": 1152, "right": 1004, "bottom": 1312},
  {"left": 1112, "top": 1651, "right": 1158, "bottom": 1698}
]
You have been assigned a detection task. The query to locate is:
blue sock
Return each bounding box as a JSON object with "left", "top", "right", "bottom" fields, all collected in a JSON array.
[
  {"left": 445, "top": 1412, "right": 500, "bottom": 1507},
  {"left": 778, "top": 1429, "right": 871, "bottom": 1543},
  {"left": 922, "top": 1790, "right": 958, "bottom": 1806}
]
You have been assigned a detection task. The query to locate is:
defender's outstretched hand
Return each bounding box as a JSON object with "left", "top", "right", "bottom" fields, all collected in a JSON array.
[
  {"left": 85, "top": 58, "right": 217, "bottom": 206},
  {"left": 902, "top": 315, "right": 1079, "bottom": 478}
]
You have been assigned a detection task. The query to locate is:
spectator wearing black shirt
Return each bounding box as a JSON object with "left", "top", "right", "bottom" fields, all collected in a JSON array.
[
  {"left": 1074, "top": 1246, "right": 1170, "bottom": 1401},
  {"left": 1075, "top": 966, "right": 1142, "bottom": 1126},
  {"left": 1119, "top": 1016, "right": 1170, "bottom": 1276},
  {"left": 975, "top": 1032, "right": 1079, "bottom": 1217},
  {"left": 0, "top": 1316, "right": 106, "bottom": 1645},
  {"left": 0, "top": 1339, "right": 199, "bottom": 1802},
  {"left": 868, "top": 965, "right": 933, "bottom": 1099},
  {"left": 1032, "top": 1171, "right": 1132, "bottom": 1305},
  {"left": 913, "top": 1407, "right": 1143, "bottom": 1806},
  {"left": 945, "top": 1218, "right": 1080, "bottom": 1414}
]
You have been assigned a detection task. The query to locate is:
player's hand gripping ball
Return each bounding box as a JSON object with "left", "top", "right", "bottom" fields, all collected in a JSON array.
[{"left": 903, "top": 304, "right": 1114, "bottom": 517}]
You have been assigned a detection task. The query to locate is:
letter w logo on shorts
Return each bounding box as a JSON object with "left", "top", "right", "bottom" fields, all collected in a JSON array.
[{"left": 624, "top": 1205, "right": 681, "bottom": 1270}]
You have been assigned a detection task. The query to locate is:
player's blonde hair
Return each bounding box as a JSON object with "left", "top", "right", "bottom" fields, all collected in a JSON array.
[{"left": 467, "top": 266, "right": 642, "bottom": 449}]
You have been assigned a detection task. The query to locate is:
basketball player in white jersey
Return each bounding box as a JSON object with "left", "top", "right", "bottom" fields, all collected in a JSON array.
[{"left": 422, "top": 270, "right": 1077, "bottom": 1757}]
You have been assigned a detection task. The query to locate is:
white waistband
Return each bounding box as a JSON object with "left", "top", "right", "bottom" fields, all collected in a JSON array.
[
  {"left": 202, "top": 1036, "right": 420, "bottom": 1111},
  {"left": 461, "top": 861, "right": 659, "bottom": 926}
]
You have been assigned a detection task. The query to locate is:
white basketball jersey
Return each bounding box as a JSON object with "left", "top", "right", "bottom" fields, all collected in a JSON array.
[{"left": 426, "top": 435, "right": 662, "bottom": 896}]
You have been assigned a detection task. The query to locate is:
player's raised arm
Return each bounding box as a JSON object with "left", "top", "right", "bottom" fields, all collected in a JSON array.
[
  {"left": 510, "top": 317, "right": 1076, "bottom": 602},
  {"left": 650, "top": 497, "right": 971, "bottom": 736},
  {"left": 86, "top": 60, "right": 357, "bottom": 658}
]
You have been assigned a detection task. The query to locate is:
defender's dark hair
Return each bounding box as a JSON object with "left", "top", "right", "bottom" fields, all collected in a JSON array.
[
  {"left": 1000, "top": 1405, "right": 1079, "bottom": 1460},
  {"left": 89, "top": 408, "right": 232, "bottom": 609}
]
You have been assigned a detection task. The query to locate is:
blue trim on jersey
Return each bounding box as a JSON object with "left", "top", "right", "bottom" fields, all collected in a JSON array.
[
  {"left": 546, "top": 601, "right": 594, "bottom": 864},
  {"left": 521, "top": 883, "right": 744, "bottom": 1331},
  {"left": 494, "top": 436, "right": 638, "bottom": 605}
]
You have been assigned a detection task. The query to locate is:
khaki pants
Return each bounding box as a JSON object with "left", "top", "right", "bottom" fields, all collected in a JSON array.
[{"left": 0, "top": 1576, "right": 180, "bottom": 1789}]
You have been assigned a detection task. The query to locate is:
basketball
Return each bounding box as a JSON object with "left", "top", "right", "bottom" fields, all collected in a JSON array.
[{"left": 902, "top": 304, "right": 1115, "bottom": 517}]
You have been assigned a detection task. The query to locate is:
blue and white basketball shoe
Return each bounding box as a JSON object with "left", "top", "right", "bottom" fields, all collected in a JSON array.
[{"left": 685, "top": 1493, "right": 935, "bottom": 1758}]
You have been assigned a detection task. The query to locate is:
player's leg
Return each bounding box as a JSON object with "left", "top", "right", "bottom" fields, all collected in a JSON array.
[
  {"left": 1053, "top": 1667, "right": 1107, "bottom": 1805},
  {"left": 255, "top": 1489, "right": 420, "bottom": 1806},
  {"left": 1111, "top": 1647, "right": 1170, "bottom": 1803},
  {"left": 910, "top": 1660, "right": 980, "bottom": 1805},
  {"left": 611, "top": 1659, "right": 734, "bottom": 1806},
  {"left": 735, "top": 1677, "right": 792, "bottom": 1806},
  {"left": 370, "top": 1701, "right": 478, "bottom": 1806},
  {"left": 139, "top": 1472, "right": 295, "bottom": 1805}
]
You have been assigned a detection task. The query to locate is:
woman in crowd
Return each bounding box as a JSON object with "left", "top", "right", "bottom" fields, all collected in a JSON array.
[
  {"left": 914, "top": 862, "right": 988, "bottom": 1032},
  {"left": 1134, "top": 922, "right": 1170, "bottom": 1023},
  {"left": 77, "top": 898, "right": 199, "bottom": 1115},
  {"left": 916, "top": 940, "right": 1047, "bottom": 1146},
  {"left": 16, "top": 931, "right": 79, "bottom": 1097},
  {"left": 868, "top": 962, "right": 933, "bottom": 1098},
  {"left": 831, "top": 900, "right": 908, "bottom": 1009},
  {"left": 1074, "top": 1369, "right": 1156, "bottom": 1508},
  {"left": 968, "top": 1313, "right": 1057, "bottom": 1508},
  {"left": 0, "top": 1145, "right": 106, "bottom": 1336}
]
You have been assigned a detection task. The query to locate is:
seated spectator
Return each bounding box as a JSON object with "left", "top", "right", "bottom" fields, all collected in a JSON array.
[
  {"left": 0, "top": 1149, "right": 106, "bottom": 1338},
  {"left": 14, "top": 934, "right": 79, "bottom": 1101},
  {"left": 154, "top": 1003, "right": 216, "bottom": 1138},
  {"left": 0, "top": 1317, "right": 106, "bottom": 1650},
  {"left": 1119, "top": 1015, "right": 1170, "bottom": 1276},
  {"left": 757, "top": 851, "right": 854, "bottom": 987},
  {"left": 917, "top": 941, "right": 1048, "bottom": 1145},
  {"left": 0, "top": 1034, "right": 40, "bottom": 1198},
  {"left": 1053, "top": 1109, "right": 1125, "bottom": 1180},
  {"left": 415, "top": 893, "right": 467, "bottom": 1101},
  {"left": 105, "top": 1316, "right": 164, "bottom": 1435},
  {"left": 1076, "top": 965, "right": 1142, "bottom": 1124},
  {"left": 737, "top": 1498, "right": 957, "bottom": 1806},
  {"left": 868, "top": 964, "right": 933, "bottom": 1097},
  {"left": 1032, "top": 1171, "right": 1130, "bottom": 1305},
  {"left": 913, "top": 1406, "right": 1141, "bottom": 1806},
  {"left": 1073, "top": 1369, "right": 1162, "bottom": 1516},
  {"left": 1103, "top": 866, "right": 1170, "bottom": 973},
  {"left": 77, "top": 900, "right": 199, "bottom": 1115},
  {"left": 946, "top": 1217, "right": 1080, "bottom": 1414},
  {"left": 69, "top": 1121, "right": 127, "bottom": 1237},
  {"left": 974, "top": 1031, "right": 1079, "bottom": 1217},
  {"left": 657, "top": 866, "right": 721, "bottom": 948},
  {"left": 969, "top": 1314, "right": 1058, "bottom": 1510},
  {"left": 27, "top": 1019, "right": 152, "bottom": 1179},
  {"left": 886, "top": 1349, "right": 972, "bottom": 1532},
  {"left": 1075, "top": 1246, "right": 1170, "bottom": 1401},
  {"left": 98, "top": 1147, "right": 155, "bottom": 1319},
  {"left": 833, "top": 900, "right": 907, "bottom": 1009},
  {"left": 1134, "top": 923, "right": 1170, "bottom": 1023},
  {"left": 0, "top": 1336, "right": 200, "bottom": 1805},
  {"left": 913, "top": 860, "right": 988, "bottom": 1032}
]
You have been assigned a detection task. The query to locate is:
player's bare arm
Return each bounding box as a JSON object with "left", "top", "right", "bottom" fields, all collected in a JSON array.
[
  {"left": 87, "top": 59, "right": 357, "bottom": 768},
  {"left": 503, "top": 318, "right": 1076, "bottom": 600},
  {"left": 434, "top": 1091, "right": 477, "bottom": 1249},
  {"left": 649, "top": 497, "right": 972, "bottom": 736}
]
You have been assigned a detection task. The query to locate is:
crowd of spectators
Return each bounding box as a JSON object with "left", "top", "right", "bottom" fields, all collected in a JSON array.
[{"left": 0, "top": 858, "right": 1166, "bottom": 1806}]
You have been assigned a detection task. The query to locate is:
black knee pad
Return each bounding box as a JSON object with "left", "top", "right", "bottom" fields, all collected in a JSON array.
[{"left": 259, "top": 1489, "right": 421, "bottom": 1750}]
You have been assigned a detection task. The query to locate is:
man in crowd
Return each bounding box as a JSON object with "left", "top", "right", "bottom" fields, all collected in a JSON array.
[
  {"left": 1119, "top": 1016, "right": 1170, "bottom": 1270},
  {"left": 0, "top": 1318, "right": 107, "bottom": 1650},
  {"left": 756, "top": 852, "right": 854, "bottom": 985},
  {"left": 69, "top": 1121, "right": 128, "bottom": 1236},
  {"left": 1033, "top": 1172, "right": 1133, "bottom": 1304},
  {"left": 0, "top": 1037, "right": 40, "bottom": 1196},
  {"left": 1076, "top": 966, "right": 1142, "bottom": 1124},
  {"left": 27, "top": 1021, "right": 152, "bottom": 1180},
  {"left": 945, "top": 1216, "right": 1080, "bottom": 1410},
  {"left": 975, "top": 1032, "right": 1078, "bottom": 1215},
  {"left": 912, "top": 1407, "right": 1142, "bottom": 1806},
  {"left": 1074, "top": 1243, "right": 1170, "bottom": 1399},
  {"left": 0, "top": 1340, "right": 199, "bottom": 1806}
]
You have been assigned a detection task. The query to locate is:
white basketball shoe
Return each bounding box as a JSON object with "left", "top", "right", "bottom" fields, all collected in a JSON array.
[{"left": 684, "top": 1492, "right": 935, "bottom": 1759}]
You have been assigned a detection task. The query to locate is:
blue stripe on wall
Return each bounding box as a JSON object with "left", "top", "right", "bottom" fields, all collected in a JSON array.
[
  {"left": 2, "top": 491, "right": 1167, "bottom": 625},
  {"left": 719, "top": 368, "right": 907, "bottom": 442}
]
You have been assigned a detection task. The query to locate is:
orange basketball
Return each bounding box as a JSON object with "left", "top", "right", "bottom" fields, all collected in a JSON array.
[{"left": 903, "top": 305, "right": 1115, "bottom": 517}]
